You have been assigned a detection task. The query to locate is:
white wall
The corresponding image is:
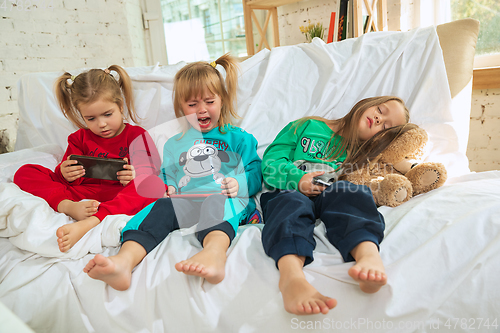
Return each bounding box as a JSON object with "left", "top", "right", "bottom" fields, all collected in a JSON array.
[
  {"left": 467, "top": 88, "right": 500, "bottom": 172},
  {"left": 0, "top": 0, "right": 147, "bottom": 152},
  {"left": 277, "top": 0, "right": 339, "bottom": 46}
]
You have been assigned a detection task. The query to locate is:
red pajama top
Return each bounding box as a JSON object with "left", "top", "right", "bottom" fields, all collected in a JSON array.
[{"left": 55, "top": 123, "right": 161, "bottom": 185}]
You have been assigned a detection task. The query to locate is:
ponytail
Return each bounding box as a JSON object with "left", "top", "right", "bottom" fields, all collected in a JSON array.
[
  {"left": 54, "top": 72, "right": 84, "bottom": 127},
  {"left": 212, "top": 53, "right": 240, "bottom": 123},
  {"left": 108, "top": 65, "right": 139, "bottom": 124}
]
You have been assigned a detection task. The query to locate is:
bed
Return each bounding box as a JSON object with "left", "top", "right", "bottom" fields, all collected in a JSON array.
[{"left": 2, "top": 18, "right": 500, "bottom": 333}]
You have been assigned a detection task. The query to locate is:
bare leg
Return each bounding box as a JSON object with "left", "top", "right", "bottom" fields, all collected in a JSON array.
[
  {"left": 56, "top": 216, "right": 100, "bottom": 252},
  {"left": 348, "top": 241, "right": 387, "bottom": 293},
  {"left": 83, "top": 241, "right": 147, "bottom": 291},
  {"left": 277, "top": 254, "right": 337, "bottom": 315},
  {"left": 175, "top": 230, "right": 229, "bottom": 284}
]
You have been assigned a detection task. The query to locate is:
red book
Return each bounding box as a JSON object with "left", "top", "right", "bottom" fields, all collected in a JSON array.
[{"left": 327, "top": 12, "right": 336, "bottom": 43}]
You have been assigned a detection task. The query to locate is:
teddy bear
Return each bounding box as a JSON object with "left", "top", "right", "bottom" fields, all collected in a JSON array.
[{"left": 343, "top": 124, "right": 447, "bottom": 207}]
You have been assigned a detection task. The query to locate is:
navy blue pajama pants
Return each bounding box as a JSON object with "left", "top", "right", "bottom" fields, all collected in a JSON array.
[
  {"left": 122, "top": 194, "right": 235, "bottom": 254},
  {"left": 260, "top": 181, "right": 385, "bottom": 267}
]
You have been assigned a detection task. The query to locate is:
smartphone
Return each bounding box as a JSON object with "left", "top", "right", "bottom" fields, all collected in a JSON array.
[
  {"left": 69, "top": 155, "right": 127, "bottom": 181},
  {"left": 312, "top": 178, "right": 332, "bottom": 187}
]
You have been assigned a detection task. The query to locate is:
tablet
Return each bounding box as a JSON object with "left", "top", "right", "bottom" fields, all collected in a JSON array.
[
  {"left": 168, "top": 193, "right": 216, "bottom": 198},
  {"left": 69, "top": 155, "right": 127, "bottom": 181}
]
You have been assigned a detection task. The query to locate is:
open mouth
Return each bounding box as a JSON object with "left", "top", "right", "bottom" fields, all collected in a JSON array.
[{"left": 198, "top": 117, "right": 211, "bottom": 128}]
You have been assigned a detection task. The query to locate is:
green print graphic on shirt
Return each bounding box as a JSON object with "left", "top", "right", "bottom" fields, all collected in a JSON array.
[{"left": 300, "top": 137, "right": 329, "bottom": 159}]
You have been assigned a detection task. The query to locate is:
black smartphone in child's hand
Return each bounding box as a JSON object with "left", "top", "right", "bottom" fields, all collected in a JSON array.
[{"left": 69, "top": 155, "right": 127, "bottom": 181}]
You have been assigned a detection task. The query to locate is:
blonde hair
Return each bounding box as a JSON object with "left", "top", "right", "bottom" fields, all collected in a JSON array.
[
  {"left": 173, "top": 53, "right": 240, "bottom": 133},
  {"left": 55, "top": 65, "right": 138, "bottom": 129},
  {"left": 296, "top": 96, "right": 410, "bottom": 165}
]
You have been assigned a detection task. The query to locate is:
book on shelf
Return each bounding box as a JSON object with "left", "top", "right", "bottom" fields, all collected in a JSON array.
[
  {"left": 327, "top": 11, "right": 336, "bottom": 43},
  {"left": 337, "top": 0, "right": 349, "bottom": 41}
]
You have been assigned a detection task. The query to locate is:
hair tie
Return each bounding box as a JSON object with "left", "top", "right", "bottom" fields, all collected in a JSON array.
[
  {"left": 104, "top": 68, "right": 110, "bottom": 74},
  {"left": 210, "top": 61, "right": 216, "bottom": 68},
  {"left": 70, "top": 75, "right": 76, "bottom": 81}
]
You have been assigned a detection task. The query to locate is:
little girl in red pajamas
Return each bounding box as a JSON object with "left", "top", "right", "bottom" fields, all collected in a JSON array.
[{"left": 14, "top": 65, "right": 164, "bottom": 252}]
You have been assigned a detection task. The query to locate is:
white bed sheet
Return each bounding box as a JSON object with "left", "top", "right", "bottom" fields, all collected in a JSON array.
[
  {"left": 1, "top": 25, "right": 499, "bottom": 333},
  {"left": 1, "top": 171, "right": 499, "bottom": 332}
]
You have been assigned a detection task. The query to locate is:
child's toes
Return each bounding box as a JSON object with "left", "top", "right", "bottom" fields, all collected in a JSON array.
[{"left": 302, "top": 302, "right": 312, "bottom": 314}]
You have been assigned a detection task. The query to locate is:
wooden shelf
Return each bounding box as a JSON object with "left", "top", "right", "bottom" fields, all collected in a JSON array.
[
  {"left": 352, "top": 0, "right": 387, "bottom": 37},
  {"left": 243, "top": 0, "right": 302, "bottom": 55},
  {"left": 243, "top": 0, "right": 387, "bottom": 55},
  {"left": 245, "top": 0, "right": 301, "bottom": 8},
  {"left": 473, "top": 67, "right": 500, "bottom": 90}
]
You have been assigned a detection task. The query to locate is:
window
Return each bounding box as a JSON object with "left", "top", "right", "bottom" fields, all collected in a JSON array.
[
  {"left": 412, "top": 0, "right": 499, "bottom": 68},
  {"left": 450, "top": 0, "right": 500, "bottom": 68},
  {"left": 160, "top": 0, "right": 247, "bottom": 64}
]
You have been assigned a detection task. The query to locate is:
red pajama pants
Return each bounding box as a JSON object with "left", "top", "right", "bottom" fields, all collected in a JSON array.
[{"left": 14, "top": 164, "right": 165, "bottom": 221}]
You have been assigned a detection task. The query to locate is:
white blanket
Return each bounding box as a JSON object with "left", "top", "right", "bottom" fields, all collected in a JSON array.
[{"left": 1, "top": 171, "right": 499, "bottom": 332}]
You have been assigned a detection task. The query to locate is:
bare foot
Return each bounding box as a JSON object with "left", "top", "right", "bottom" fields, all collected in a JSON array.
[
  {"left": 175, "top": 247, "right": 227, "bottom": 284},
  {"left": 84, "top": 241, "right": 147, "bottom": 290},
  {"left": 277, "top": 254, "right": 336, "bottom": 315},
  {"left": 348, "top": 242, "right": 387, "bottom": 293},
  {"left": 84, "top": 254, "right": 133, "bottom": 291},
  {"left": 56, "top": 216, "right": 100, "bottom": 252},
  {"left": 279, "top": 276, "right": 337, "bottom": 315},
  {"left": 57, "top": 199, "right": 99, "bottom": 221}
]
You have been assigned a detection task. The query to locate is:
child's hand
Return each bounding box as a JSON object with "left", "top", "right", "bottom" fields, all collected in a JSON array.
[
  {"left": 221, "top": 177, "right": 239, "bottom": 197},
  {"left": 117, "top": 158, "right": 135, "bottom": 186},
  {"left": 298, "top": 171, "right": 328, "bottom": 197},
  {"left": 61, "top": 156, "right": 85, "bottom": 182},
  {"left": 164, "top": 185, "right": 177, "bottom": 197}
]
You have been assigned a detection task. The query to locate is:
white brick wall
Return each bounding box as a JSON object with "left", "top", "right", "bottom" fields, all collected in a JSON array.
[
  {"left": 277, "top": 0, "right": 339, "bottom": 46},
  {"left": 0, "top": 0, "right": 147, "bottom": 152}
]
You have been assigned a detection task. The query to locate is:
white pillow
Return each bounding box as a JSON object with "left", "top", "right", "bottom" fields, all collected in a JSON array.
[{"left": 0, "top": 144, "right": 64, "bottom": 183}]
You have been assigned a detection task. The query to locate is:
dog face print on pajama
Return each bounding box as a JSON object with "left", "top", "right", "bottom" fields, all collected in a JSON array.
[{"left": 178, "top": 143, "right": 230, "bottom": 189}]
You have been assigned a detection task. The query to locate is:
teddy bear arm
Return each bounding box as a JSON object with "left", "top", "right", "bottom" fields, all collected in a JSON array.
[
  {"left": 405, "top": 162, "right": 447, "bottom": 196},
  {"left": 370, "top": 174, "right": 413, "bottom": 207}
]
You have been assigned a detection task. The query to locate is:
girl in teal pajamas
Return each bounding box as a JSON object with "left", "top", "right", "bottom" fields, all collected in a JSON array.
[{"left": 84, "top": 54, "right": 262, "bottom": 290}]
